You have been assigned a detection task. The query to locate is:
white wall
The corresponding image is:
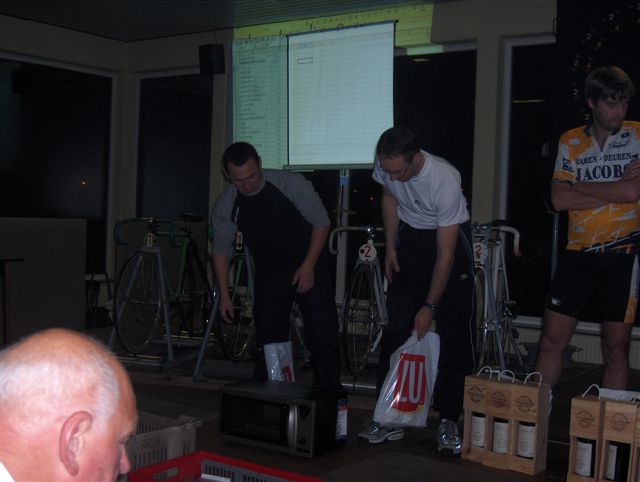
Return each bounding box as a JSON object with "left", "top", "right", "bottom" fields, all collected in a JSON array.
[
  {"left": 0, "top": 14, "right": 125, "bottom": 70},
  {"left": 430, "top": 0, "right": 556, "bottom": 221}
]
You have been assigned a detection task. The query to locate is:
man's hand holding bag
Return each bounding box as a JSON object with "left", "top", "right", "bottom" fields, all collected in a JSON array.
[{"left": 373, "top": 331, "right": 440, "bottom": 428}]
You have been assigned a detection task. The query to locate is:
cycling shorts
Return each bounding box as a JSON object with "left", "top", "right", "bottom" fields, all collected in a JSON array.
[{"left": 546, "top": 250, "right": 639, "bottom": 323}]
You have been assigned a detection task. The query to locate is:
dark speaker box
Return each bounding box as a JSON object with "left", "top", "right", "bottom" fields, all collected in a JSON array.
[{"left": 199, "top": 44, "right": 225, "bottom": 75}]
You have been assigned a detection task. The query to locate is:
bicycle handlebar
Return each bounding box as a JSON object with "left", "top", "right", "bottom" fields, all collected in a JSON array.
[
  {"left": 328, "top": 226, "right": 383, "bottom": 255},
  {"left": 113, "top": 217, "right": 175, "bottom": 246},
  {"left": 472, "top": 220, "right": 521, "bottom": 257}
]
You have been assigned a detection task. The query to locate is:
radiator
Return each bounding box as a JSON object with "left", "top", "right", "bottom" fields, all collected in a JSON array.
[{"left": 515, "top": 316, "right": 640, "bottom": 369}]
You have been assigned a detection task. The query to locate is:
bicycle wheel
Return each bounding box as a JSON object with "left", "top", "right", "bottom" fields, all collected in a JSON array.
[
  {"left": 179, "top": 247, "right": 214, "bottom": 337},
  {"left": 475, "top": 267, "right": 505, "bottom": 370},
  {"left": 473, "top": 267, "right": 488, "bottom": 368},
  {"left": 342, "top": 263, "right": 379, "bottom": 377},
  {"left": 289, "top": 302, "right": 311, "bottom": 372},
  {"left": 495, "top": 266, "right": 523, "bottom": 367},
  {"left": 217, "top": 254, "right": 255, "bottom": 361},
  {"left": 114, "top": 251, "right": 163, "bottom": 354}
]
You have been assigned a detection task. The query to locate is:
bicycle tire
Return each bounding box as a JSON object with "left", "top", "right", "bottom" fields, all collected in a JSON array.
[
  {"left": 114, "top": 251, "right": 163, "bottom": 354},
  {"left": 218, "top": 253, "right": 255, "bottom": 361},
  {"left": 179, "top": 247, "right": 214, "bottom": 337},
  {"left": 342, "top": 263, "right": 379, "bottom": 377}
]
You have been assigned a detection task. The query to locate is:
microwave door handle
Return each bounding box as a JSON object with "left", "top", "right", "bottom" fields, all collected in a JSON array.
[{"left": 288, "top": 405, "right": 297, "bottom": 448}]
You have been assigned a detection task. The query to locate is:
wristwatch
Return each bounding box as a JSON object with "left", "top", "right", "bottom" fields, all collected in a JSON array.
[{"left": 423, "top": 302, "right": 438, "bottom": 315}]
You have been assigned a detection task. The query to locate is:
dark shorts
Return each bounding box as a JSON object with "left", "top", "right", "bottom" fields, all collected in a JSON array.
[{"left": 546, "top": 250, "right": 639, "bottom": 323}]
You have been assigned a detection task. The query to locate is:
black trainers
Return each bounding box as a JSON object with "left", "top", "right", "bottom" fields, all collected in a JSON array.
[{"left": 437, "top": 419, "right": 462, "bottom": 455}]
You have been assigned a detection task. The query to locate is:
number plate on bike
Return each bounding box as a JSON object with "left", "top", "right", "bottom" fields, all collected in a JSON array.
[
  {"left": 358, "top": 241, "right": 377, "bottom": 262},
  {"left": 473, "top": 241, "right": 488, "bottom": 264}
]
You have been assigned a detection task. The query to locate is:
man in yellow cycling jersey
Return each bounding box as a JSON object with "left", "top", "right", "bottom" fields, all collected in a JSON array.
[{"left": 536, "top": 66, "right": 640, "bottom": 391}]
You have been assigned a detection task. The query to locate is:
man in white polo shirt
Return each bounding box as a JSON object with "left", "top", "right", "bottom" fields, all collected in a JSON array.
[{"left": 358, "top": 126, "right": 474, "bottom": 454}]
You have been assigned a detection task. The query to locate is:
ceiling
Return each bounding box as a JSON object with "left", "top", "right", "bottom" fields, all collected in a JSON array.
[{"left": 0, "top": 0, "right": 429, "bottom": 42}]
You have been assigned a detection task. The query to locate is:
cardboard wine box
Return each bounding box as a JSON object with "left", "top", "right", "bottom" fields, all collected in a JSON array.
[
  {"left": 597, "top": 399, "right": 637, "bottom": 482},
  {"left": 629, "top": 403, "right": 640, "bottom": 482},
  {"left": 482, "top": 377, "right": 514, "bottom": 470},
  {"left": 507, "top": 378, "right": 550, "bottom": 475},
  {"left": 462, "top": 372, "right": 490, "bottom": 463},
  {"left": 567, "top": 394, "right": 604, "bottom": 481}
]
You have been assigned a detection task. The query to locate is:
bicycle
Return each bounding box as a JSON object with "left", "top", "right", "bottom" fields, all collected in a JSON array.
[
  {"left": 216, "top": 243, "right": 255, "bottom": 361},
  {"left": 216, "top": 234, "right": 310, "bottom": 366},
  {"left": 472, "top": 220, "right": 525, "bottom": 371},
  {"left": 113, "top": 213, "right": 215, "bottom": 358},
  {"left": 329, "top": 225, "right": 387, "bottom": 378}
]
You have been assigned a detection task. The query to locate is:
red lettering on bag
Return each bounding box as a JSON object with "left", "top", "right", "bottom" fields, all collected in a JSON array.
[
  {"left": 392, "top": 353, "right": 426, "bottom": 412},
  {"left": 281, "top": 366, "right": 293, "bottom": 383}
]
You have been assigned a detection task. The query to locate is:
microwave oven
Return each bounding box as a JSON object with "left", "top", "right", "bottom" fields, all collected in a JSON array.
[{"left": 220, "top": 380, "right": 347, "bottom": 458}]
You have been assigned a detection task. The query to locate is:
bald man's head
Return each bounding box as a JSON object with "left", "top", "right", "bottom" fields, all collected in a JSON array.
[{"left": 0, "top": 328, "right": 138, "bottom": 482}]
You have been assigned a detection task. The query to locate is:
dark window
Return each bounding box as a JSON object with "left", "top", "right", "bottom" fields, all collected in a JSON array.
[
  {"left": 506, "top": 43, "right": 556, "bottom": 317},
  {"left": 394, "top": 50, "right": 476, "bottom": 200},
  {"left": 137, "top": 74, "right": 213, "bottom": 219},
  {"left": 0, "top": 60, "right": 111, "bottom": 273}
]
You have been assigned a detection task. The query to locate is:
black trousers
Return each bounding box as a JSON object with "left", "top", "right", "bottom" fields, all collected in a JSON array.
[
  {"left": 376, "top": 222, "right": 474, "bottom": 421},
  {"left": 252, "top": 254, "right": 342, "bottom": 389}
]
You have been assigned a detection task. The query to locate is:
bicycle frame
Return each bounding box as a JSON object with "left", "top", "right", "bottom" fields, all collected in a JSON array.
[
  {"left": 113, "top": 216, "right": 218, "bottom": 377},
  {"left": 329, "top": 225, "right": 388, "bottom": 375},
  {"left": 231, "top": 245, "right": 255, "bottom": 312},
  {"left": 472, "top": 222, "right": 523, "bottom": 371},
  {"left": 114, "top": 218, "right": 176, "bottom": 361},
  {"left": 216, "top": 241, "right": 310, "bottom": 364},
  {"left": 353, "top": 240, "right": 387, "bottom": 354},
  {"left": 166, "top": 220, "right": 214, "bottom": 300}
]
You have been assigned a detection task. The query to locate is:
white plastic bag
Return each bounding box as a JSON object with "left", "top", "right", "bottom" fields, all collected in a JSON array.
[
  {"left": 264, "top": 341, "right": 295, "bottom": 382},
  {"left": 373, "top": 331, "right": 440, "bottom": 428},
  {"left": 587, "top": 384, "right": 640, "bottom": 402}
]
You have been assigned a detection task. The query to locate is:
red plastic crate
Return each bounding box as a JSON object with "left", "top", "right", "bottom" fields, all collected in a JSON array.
[{"left": 128, "top": 450, "right": 324, "bottom": 482}]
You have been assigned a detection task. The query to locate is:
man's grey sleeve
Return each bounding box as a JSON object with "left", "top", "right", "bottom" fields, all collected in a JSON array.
[
  {"left": 270, "top": 171, "right": 330, "bottom": 227},
  {"left": 211, "top": 188, "right": 237, "bottom": 257}
]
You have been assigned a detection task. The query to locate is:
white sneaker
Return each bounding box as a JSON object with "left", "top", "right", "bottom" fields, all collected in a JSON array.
[{"left": 357, "top": 420, "right": 404, "bottom": 444}]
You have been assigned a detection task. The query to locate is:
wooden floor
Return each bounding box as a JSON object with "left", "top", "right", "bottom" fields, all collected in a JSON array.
[{"left": 122, "top": 348, "right": 626, "bottom": 482}]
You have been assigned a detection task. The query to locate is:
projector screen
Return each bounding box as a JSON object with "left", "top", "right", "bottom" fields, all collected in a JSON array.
[
  {"left": 288, "top": 22, "right": 394, "bottom": 167},
  {"left": 232, "top": 22, "right": 394, "bottom": 169},
  {"left": 232, "top": 35, "right": 288, "bottom": 169}
]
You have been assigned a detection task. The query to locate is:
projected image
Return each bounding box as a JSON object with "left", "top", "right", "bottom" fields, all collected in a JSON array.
[
  {"left": 232, "top": 36, "right": 288, "bottom": 169},
  {"left": 288, "top": 22, "right": 394, "bottom": 167},
  {"left": 232, "top": 22, "right": 394, "bottom": 169}
]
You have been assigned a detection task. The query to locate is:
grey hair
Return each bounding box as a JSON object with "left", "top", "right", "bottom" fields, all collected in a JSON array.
[{"left": 0, "top": 333, "right": 119, "bottom": 434}]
